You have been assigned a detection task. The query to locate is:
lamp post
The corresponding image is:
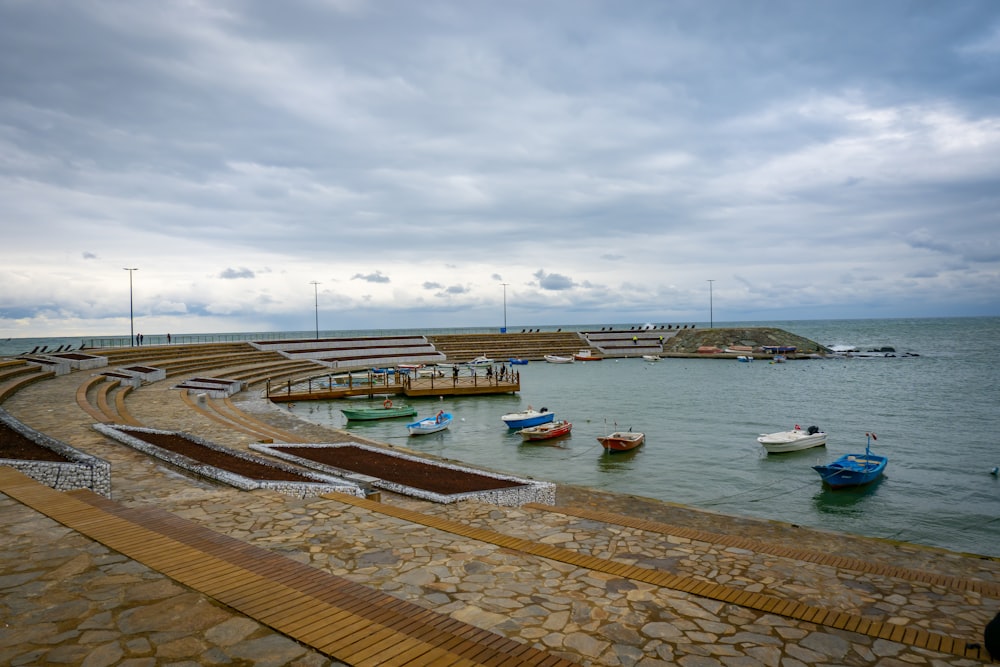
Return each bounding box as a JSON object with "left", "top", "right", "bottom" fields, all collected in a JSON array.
[
  {"left": 309, "top": 281, "right": 321, "bottom": 339},
  {"left": 707, "top": 279, "right": 715, "bottom": 329},
  {"left": 501, "top": 283, "right": 509, "bottom": 333},
  {"left": 124, "top": 267, "right": 138, "bottom": 345}
]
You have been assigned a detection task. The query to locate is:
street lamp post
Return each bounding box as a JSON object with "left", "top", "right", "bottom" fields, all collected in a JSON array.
[
  {"left": 501, "top": 283, "right": 509, "bottom": 333},
  {"left": 707, "top": 279, "right": 715, "bottom": 329},
  {"left": 124, "top": 268, "right": 138, "bottom": 345},
  {"left": 310, "top": 281, "right": 321, "bottom": 339}
]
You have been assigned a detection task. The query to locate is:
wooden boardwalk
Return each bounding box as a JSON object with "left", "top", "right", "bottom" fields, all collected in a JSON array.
[
  {"left": 0, "top": 467, "right": 578, "bottom": 666},
  {"left": 268, "top": 372, "right": 520, "bottom": 403}
]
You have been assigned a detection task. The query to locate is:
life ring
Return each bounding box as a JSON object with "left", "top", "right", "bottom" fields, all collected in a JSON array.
[{"left": 383, "top": 399, "right": 393, "bottom": 409}]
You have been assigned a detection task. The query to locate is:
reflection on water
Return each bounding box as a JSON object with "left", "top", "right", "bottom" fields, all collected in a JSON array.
[
  {"left": 596, "top": 446, "right": 643, "bottom": 473},
  {"left": 812, "top": 477, "right": 886, "bottom": 517}
]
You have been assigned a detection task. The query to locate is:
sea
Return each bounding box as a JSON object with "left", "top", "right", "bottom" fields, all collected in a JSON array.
[{"left": 4, "top": 317, "right": 999, "bottom": 558}]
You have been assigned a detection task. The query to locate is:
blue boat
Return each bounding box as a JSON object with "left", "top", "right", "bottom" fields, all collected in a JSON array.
[
  {"left": 813, "top": 432, "right": 887, "bottom": 489},
  {"left": 501, "top": 408, "right": 554, "bottom": 429},
  {"left": 406, "top": 411, "right": 452, "bottom": 436},
  {"left": 509, "top": 357, "right": 529, "bottom": 365}
]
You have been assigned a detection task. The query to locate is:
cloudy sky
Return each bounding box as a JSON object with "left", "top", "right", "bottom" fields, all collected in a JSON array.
[{"left": 2, "top": 0, "right": 999, "bottom": 338}]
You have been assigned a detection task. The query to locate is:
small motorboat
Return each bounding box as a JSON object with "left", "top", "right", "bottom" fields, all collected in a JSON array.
[
  {"left": 406, "top": 411, "right": 452, "bottom": 436},
  {"left": 467, "top": 355, "right": 494, "bottom": 365},
  {"left": 341, "top": 400, "right": 417, "bottom": 421},
  {"left": 813, "top": 432, "right": 887, "bottom": 489},
  {"left": 641, "top": 355, "right": 661, "bottom": 362},
  {"left": 519, "top": 420, "right": 572, "bottom": 442},
  {"left": 573, "top": 349, "right": 602, "bottom": 361},
  {"left": 757, "top": 425, "right": 826, "bottom": 453},
  {"left": 598, "top": 430, "right": 645, "bottom": 453},
  {"left": 501, "top": 407, "right": 555, "bottom": 429},
  {"left": 736, "top": 355, "right": 754, "bottom": 362},
  {"left": 544, "top": 355, "right": 574, "bottom": 364},
  {"left": 508, "top": 357, "right": 529, "bottom": 365}
]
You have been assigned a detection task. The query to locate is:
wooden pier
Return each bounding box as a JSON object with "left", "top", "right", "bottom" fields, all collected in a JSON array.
[{"left": 267, "top": 368, "right": 520, "bottom": 403}]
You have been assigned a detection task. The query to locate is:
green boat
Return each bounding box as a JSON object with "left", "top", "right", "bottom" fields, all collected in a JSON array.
[{"left": 341, "top": 403, "right": 417, "bottom": 421}]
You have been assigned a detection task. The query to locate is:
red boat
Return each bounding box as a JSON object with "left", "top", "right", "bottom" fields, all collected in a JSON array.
[
  {"left": 519, "top": 420, "right": 573, "bottom": 442},
  {"left": 597, "top": 430, "right": 645, "bottom": 452}
]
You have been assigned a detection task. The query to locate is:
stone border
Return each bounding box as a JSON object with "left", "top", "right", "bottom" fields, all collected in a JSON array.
[
  {"left": 0, "top": 407, "right": 111, "bottom": 496},
  {"left": 93, "top": 424, "right": 364, "bottom": 498},
  {"left": 173, "top": 376, "right": 245, "bottom": 398},
  {"left": 250, "top": 441, "right": 556, "bottom": 506},
  {"left": 49, "top": 352, "right": 108, "bottom": 370},
  {"left": 118, "top": 365, "right": 166, "bottom": 383}
]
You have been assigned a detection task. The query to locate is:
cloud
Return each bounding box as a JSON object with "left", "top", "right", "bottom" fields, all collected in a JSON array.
[
  {"left": 352, "top": 271, "right": 390, "bottom": 284},
  {"left": 219, "top": 267, "right": 256, "bottom": 279},
  {"left": 1, "top": 1, "right": 999, "bottom": 337},
  {"left": 533, "top": 270, "right": 576, "bottom": 291}
]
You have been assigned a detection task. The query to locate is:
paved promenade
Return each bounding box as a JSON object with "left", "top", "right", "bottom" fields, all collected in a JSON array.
[{"left": 2, "top": 364, "right": 998, "bottom": 665}]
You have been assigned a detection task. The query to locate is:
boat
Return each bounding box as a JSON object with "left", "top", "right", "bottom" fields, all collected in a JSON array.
[
  {"left": 519, "top": 420, "right": 572, "bottom": 442},
  {"left": 341, "top": 400, "right": 417, "bottom": 421},
  {"left": 467, "top": 355, "right": 493, "bottom": 365},
  {"left": 508, "top": 357, "right": 529, "bottom": 365},
  {"left": 641, "top": 355, "right": 661, "bottom": 362},
  {"left": 597, "top": 429, "right": 645, "bottom": 453},
  {"left": 544, "top": 355, "right": 574, "bottom": 364},
  {"left": 574, "top": 349, "right": 602, "bottom": 361},
  {"left": 736, "top": 355, "right": 754, "bottom": 362},
  {"left": 757, "top": 425, "right": 826, "bottom": 453},
  {"left": 501, "top": 408, "right": 555, "bottom": 429},
  {"left": 813, "top": 432, "right": 887, "bottom": 488},
  {"left": 406, "top": 411, "right": 452, "bottom": 435}
]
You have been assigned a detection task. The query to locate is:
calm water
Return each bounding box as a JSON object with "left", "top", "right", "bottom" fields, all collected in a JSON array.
[
  {"left": 5, "top": 317, "right": 999, "bottom": 556},
  {"left": 288, "top": 317, "right": 1000, "bottom": 557}
]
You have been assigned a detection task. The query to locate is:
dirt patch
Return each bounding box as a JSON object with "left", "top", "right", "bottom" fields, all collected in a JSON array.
[
  {"left": 122, "top": 431, "right": 315, "bottom": 482},
  {"left": 0, "top": 423, "right": 70, "bottom": 462},
  {"left": 278, "top": 445, "right": 525, "bottom": 495}
]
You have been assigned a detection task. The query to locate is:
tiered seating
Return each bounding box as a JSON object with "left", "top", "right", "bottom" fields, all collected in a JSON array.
[
  {"left": 0, "top": 360, "right": 53, "bottom": 403},
  {"left": 426, "top": 331, "right": 585, "bottom": 362},
  {"left": 582, "top": 328, "right": 679, "bottom": 356},
  {"left": 252, "top": 336, "right": 445, "bottom": 369}
]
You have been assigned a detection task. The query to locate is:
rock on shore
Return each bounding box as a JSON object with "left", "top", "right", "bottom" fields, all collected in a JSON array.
[{"left": 662, "top": 327, "right": 829, "bottom": 355}]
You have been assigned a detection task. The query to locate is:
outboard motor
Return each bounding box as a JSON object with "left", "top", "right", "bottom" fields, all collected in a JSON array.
[{"left": 807, "top": 425, "right": 819, "bottom": 435}]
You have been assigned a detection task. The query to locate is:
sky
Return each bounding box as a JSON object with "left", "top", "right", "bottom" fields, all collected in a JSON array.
[{"left": 2, "top": 0, "right": 999, "bottom": 339}]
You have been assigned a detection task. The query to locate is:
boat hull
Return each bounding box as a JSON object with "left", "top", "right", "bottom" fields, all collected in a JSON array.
[
  {"left": 544, "top": 355, "right": 573, "bottom": 364},
  {"left": 502, "top": 410, "right": 555, "bottom": 429},
  {"left": 519, "top": 420, "right": 572, "bottom": 441},
  {"left": 757, "top": 430, "right": 827, "bottom": 453},
  {"left": 813, "top": 454, "right": 887, "bottom": 488},
  {"left": 407, "top": 413, "right": 452, "bottom": 435},
  {"left": 341, "top": 406, "right": 417, "bottom": 421},
  {"left": 598, "top": 432, "right": 645, "bottom": 452}
]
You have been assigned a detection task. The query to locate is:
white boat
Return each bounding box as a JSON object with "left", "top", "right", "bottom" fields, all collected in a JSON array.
[
  {"left": 736, "top": 355, "right": 753, "bottom": 362},
  {"left": 641, "top": 355, "right": 661, "bottom": 362},
  {"left": 757, "top": 425, "right": 827, "bottom": 453},
  {"left": 467, "top": 355, "right": 493, "bottom": 365},
  {"left": 406, "top": 411, "right": 452, "bottom": 435},
  {"left": 544, "top": 355, "right": 574, "bottom": 364}
]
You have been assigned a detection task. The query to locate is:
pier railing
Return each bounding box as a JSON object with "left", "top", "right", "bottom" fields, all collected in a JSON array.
[{"left": 266, "top": 367, "right": 520, "bottom": 402}]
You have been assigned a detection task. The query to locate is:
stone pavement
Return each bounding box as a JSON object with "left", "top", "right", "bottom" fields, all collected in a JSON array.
[{"left": 2, "top": 365, "right": 999, "bottom": 665}]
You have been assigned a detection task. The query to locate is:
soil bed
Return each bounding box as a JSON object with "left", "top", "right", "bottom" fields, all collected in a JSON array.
[
  {"left": 126, "top": 431, "right": 315, "bottom": 482},
  {"left": 279, "top": 445, "right": 525, "bottom": 495},
  {"left": 0, "top": 422, "right": 69, "bottom": 462}
]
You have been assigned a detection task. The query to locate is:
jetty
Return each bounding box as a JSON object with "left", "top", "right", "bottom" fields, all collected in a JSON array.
[{"left": 265, "top": 367, "right": 521, "bottom": 402}]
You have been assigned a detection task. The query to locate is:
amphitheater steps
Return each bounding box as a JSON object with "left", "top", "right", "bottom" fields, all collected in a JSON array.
[{"left": 427, "top": 331, "right": 586, "bottom": 362}]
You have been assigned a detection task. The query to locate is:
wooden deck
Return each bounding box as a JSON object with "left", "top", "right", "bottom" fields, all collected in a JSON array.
[
  {"left": 0, "top": 467, "right": 578, "bottom": 666},
  {"left": 267, "top": 373, "right": 520, "bottom": 402}
]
